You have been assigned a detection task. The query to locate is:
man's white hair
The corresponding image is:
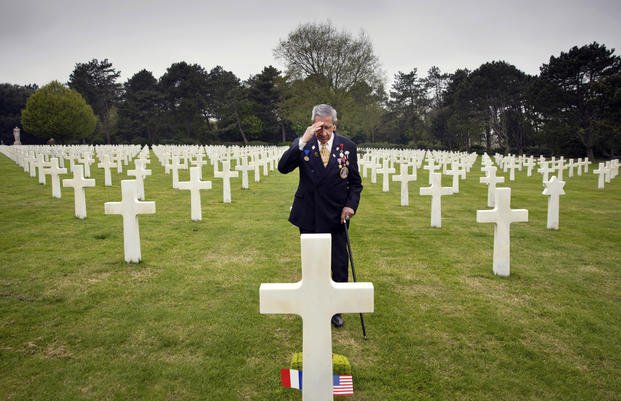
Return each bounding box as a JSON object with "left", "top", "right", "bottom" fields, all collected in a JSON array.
[{"left": 311, "top": 104, "right": 338, "bottom": 124}]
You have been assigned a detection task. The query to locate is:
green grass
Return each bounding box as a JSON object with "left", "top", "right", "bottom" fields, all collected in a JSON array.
[{"left": 0, "top": 150, "right": 620, "bottom": 401}]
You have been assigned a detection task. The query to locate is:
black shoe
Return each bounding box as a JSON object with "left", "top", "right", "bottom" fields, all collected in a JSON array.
[{"left": 331, "top": 314, "right": 344, "bottom": 328}]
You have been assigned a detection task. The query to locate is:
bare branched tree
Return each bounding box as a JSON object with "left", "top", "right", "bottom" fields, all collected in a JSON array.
[{"left": 274, "top": 21, "right": 383, "bottom": 91}]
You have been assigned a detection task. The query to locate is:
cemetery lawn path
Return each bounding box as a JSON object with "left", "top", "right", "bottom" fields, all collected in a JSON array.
[{"left": 0, "top": 151, "right": 620, "bottom": 401}]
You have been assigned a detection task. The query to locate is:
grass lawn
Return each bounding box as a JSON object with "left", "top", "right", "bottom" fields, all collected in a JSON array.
[{"left": 0, "top": 149, "right": 620, "bottom": 401}]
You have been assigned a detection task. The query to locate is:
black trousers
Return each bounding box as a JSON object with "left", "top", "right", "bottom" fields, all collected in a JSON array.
[{"left": 299, "top": 224, "right": 349, "bottom": 283}]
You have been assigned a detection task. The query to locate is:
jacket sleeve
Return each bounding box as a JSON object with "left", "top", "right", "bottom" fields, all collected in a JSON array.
[
  {"left": 278, "top": 138, "right": 302, "bottom": 174},
  {"left": 345, "top": 146, "right": 363, "bottom": 212}
]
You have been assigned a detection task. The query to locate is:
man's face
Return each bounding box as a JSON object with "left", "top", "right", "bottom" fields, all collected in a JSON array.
[{"left": 313, "top": 116, "right": 335, "bottom": 144}]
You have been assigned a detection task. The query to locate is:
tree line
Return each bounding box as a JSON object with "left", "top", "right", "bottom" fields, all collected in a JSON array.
[{"left": 1, "top": 21, "right": 619, "bottom": 158}]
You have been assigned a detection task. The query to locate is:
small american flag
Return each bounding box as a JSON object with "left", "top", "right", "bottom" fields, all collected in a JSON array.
[
  {"left": 281, "top": 369, "right": 354, "bottom": 396},
  {"left": 333, "top": 374, "right": 354, "bottom": 396}
]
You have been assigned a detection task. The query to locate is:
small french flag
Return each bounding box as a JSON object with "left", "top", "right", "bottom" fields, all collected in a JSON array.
[
  {"left": 281, "top": 368, "right": 303, "bottom": 390},
  {"left": 281, "top": 369, "right": 354, "bottom": 395}
]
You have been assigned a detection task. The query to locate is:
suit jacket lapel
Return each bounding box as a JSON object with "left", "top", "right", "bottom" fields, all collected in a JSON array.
[{"left": 316, "top": 134, "right": 342, "bottom": 183}]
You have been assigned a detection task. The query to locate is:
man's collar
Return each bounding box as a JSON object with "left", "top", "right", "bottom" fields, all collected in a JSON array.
[{"left": 319, "top": 133, "right": 336, "bottom": 149}]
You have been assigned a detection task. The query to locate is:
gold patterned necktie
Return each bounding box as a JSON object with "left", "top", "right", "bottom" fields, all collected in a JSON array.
[{"left": 320, "top": 143, "right": 329, "bottom": 167}]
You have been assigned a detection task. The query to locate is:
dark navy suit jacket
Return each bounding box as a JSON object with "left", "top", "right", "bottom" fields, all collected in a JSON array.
[{"left": 278, "top": 134, "right": 363, "bottom": 233}]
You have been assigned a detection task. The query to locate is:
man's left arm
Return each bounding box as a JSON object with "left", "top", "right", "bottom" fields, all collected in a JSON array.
[{"left": 342, "top": 146, "right": 363, "bottom": 222}]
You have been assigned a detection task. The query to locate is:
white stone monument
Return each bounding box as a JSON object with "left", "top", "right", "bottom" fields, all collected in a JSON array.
[
  {"left": 377, "top": 159, "right": 395, "bottom": 192},
  {"left": 538, "top": 162, "right": 553, "bottom": 184},
  {"left": 36, "top": 154, "right": 48, "bottom": 185},
  {"left": 260, "top": 234, "right": 373, "bottom": 401},
  {"left": 235, "top": 155, "right": 253, "bottom": 190},
  {"left": 523, "top": 157, "right": 535, "bottom": 177},
  {"left": 42, "top": 157, "right": 67, "bottom": 198},
  {"left": 476, "top": 187, "right": 528, "bottom": 277},
  {"left": 97, "top": 154, "right": 115, "bottom": 187},
  {"left": 177, "top": 166, "right": 212, "bottom": 221},
  {"left": 12, "top": 127, "right": 21, "bottom": 145},
  {"left": 542, "top": 176, "right": 566, "bottom": 230},
  {"left": 392, "top": 163, "right": 417, "bottom": 206},
  {"left": 104, "top": 180, "right": 156, "bottom": 263},
  {"left": 127, "top": 159, "right": 152, "bottom": 201},
  {"left": 419, "top": 172, "right": 454, "bottom": 228},
  {"left": 170, "top": 155, "right": 188, "bottom": 189},
  {"left": 480, "top": 166, "right": 505, "bottom": 207},
  {"left": 214, "top": 160, "right": 238, "bottom": 203},
  {"left": 593, "top": 163, "right": 605, "bottom": 190},
  {"left": 62, "top": 164, "right": 96, "bottom": 219}
]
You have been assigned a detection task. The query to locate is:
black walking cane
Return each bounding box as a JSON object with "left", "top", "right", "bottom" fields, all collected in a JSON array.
[{"left": 343, "top": 217, "right": 368, "bottom": 340}]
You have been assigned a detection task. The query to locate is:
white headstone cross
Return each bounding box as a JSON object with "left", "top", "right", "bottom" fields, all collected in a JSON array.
[
  {"left": 377, "top": 159, "right": 396, "bottom": 192},
  {"left": 235, "top": 155, "right": 253, "bottom": 190},
  {"left": 127, "top": 159, "right": 152, "bottom": 200},
  {"left": 43, "top": 157, "right": 67, "bottom": 198},
  {"left": 171, "top": 155, "right": 188, "bottom": 189},
  {"left": 260, "top": 234, "right": 374, "bottom": 401},
  {"left": 392, "top": 163, "right": 417, "bottom": 206},
  {"left": 476, "top": 187, "right": 528, "bottom": 277},
  {"left": 104, "top": 180, "right": 156, "bottom": 263},
  {"left": 479, "top": 166, "right": 505, "bottom": 207},
  {"left": 98, "top": 154, "right": 115, "bottom": 187},
  {"left": 445, "top": 163, "right": 462, "bottom": 194},
  {"left": 214, "top": 160, "right": 238, "bottom": 203},
  {"left": 36, "top": 154, "right": 48, "bottom": 184},
  {"left": 538, "top": 161, "right": 553, "bottom": 184},
  {"left": 419, "top": 172, "right": 454, "bottom": 228},
  {"left": 62, "top": 165, "right": 96, "bottom": 219},
  {"left": 593, "top": 162, "right": 606, "bottom": 190},
  {"left": 177, "top": 166, "right": 212, "bottom": 221},
  {"left": 542, "top": 176, "right": 566, "bottom": 230},
  {"left": 523, "top": 157, "right": 536, "bottom": 177}
]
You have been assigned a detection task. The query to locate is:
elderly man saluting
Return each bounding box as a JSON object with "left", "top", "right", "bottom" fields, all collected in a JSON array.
[{"left": 278, "top": 104, "right": 363, "bottom": 328}]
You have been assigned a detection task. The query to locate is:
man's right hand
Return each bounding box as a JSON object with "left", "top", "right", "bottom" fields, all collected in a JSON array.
[{"left": 301, "top": 121, "right": 323, "bottom": 144}]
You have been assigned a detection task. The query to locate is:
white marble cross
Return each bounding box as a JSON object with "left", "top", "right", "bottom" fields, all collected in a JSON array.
[
  {"left": 42, "top": 157, "right": 67, "bottom": 198},
  {"left": 523, "top": 157, "right": 535, "bottom": 177},
  {"left": 584, "top": 158, "right": 592, "bottom": 173},
  {"left": 576, "top": 158, "right": 583, "bottom": 176},
  {"left": 567, "top": 159, "right": 575, "bottom": 178},
  {"left": 191, "top": 153, "right": 208, "bottom": 178},
  {"left": 62, "top": 165, "right": 96, "bottom": 219},
  {"left": 555, "top": 158, "right": 567, "bottom": 181},
  {"left": 171, "top": 155, "right": 188, "bottom": 189},
  {"left": 593, "top": 163, "right": 606, "bottom": 190},
  {"left": 476, "top": 187, "right": 528, "bottom": 277},
  {"left": 98, "top": 154, "right": 115, "bottom": 187},
  {"left": 419, "top": 172, "right": 454, "bottom": 228},
  {"left": 252, "top": 155, "right": 262, "bottom": 183},
  {"left": 505, "top": 157, "right": 517, "bottom": 181},
  {"left": 36, "top": 154, "right": 49, "bottom": 185},
  {"left": 78, "top": 152, "right": 95, "bottom": 177},
  {"left": 480, "top": 166, "right": 505, "bottom": 207},
  {"left": 604, "top": 161, "right": 612, "bottom": 184},
  {"left": 392, "top": 163, "right": 417, "bottom": 206},
  {"left": 127, "top": 159, "right": 152, "bottom": 200},
  {"left": 444, "top": 163, "right": 462, "bottom": 194},
  {"left": 423, "top": 160, "right": 440, "bottom": 182},
  {"left": 177, "top": 166, "right": 212, "bottom": 221},
  {"left": 538, "top": 161, "right": 553, "bottom": 184},
  {"left": 235, "top": 155, "right": 253, "bottom": 190},
  {"left": 377, "top": 159, "right": 396, "bottom": 192},
  {"left": 214, "top": 160, "right": 239, "bottom": 203},
  {"left": 368, "top": 158, "right": 380, "bottom": 184},
  {"left": 542, "top": 176, "right": 566, "bottom": 230},
  {"left": 104, "top": 180, "right": 156, "bottom": 263},
  {"left": 260, "top": 234, "right": 373, "bottom": 401}
]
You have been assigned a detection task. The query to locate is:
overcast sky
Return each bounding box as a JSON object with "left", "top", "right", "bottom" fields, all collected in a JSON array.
[{"left": 1, "top": 0, "right": 620, "bottom": 87}]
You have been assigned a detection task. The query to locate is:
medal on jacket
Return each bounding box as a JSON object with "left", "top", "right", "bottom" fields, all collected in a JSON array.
[
  {"left": 339, "top": 166, "right": 349, "bottom": 179},
  {"left": 303, "top": 149, "right": 310, "bottom": 161}
]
